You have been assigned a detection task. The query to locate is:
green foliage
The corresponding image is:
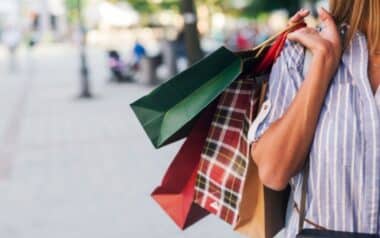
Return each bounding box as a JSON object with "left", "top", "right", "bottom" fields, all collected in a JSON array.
[
  {"left": 125, "top": 0, "right": 179, "bottom": 14},
  {"left": 65, "top": 0, "right": 78, "bottom": 23},
  {"left": 107, "top": 0, "right": 307, "bottom": 19},
  {"left": 242, "top": 0, "right": 302, "bottom": 18},
  {"left": 65, "top": 0, "right": 77, "bottom": 10},
  {"left": 65, "top": 0, "right": 91, "bottom": 23},
  {"left": 122, "top": 0, "right": 303, "bottom": 17},
  {"left": 124, "top": 0, "right": 233, "bottom": 14}
]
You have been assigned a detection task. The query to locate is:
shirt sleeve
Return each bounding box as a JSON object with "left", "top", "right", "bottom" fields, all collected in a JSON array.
[{"left": 247, "top": 40, "right": 305, "bottom": 144}]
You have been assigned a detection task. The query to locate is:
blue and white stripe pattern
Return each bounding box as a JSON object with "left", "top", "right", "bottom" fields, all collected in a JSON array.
[{"left": 250, "top": 32, "right": 380, "bottom": 237}]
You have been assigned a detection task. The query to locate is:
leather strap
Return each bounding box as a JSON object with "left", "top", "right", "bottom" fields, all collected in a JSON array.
[
  {"left": 294, "top": 201, "right": 327, "bottom": 230},
  {"left": 298, "top": 159, "right": 310, "bottom": 231}
]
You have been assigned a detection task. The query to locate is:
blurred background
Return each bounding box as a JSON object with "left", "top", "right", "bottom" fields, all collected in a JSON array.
[{"left": 0, "top": 0, "right": 326, "bottom": 237}]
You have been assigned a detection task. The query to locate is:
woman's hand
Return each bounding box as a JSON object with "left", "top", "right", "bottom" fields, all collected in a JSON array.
[
  {"left": 288, "top": 8, "right": 342, "bottom": 77},
  {"left": 250, "top": 8, "right": 343, "bottom": 191},
  {"left": 288, "top": 8, "right": 310, "bottom": 26}
]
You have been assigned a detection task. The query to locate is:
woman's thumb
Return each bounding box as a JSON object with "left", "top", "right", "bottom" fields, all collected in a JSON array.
[
  {"left": 287, "top": 31, "right": 299, "bottom": 42},
  {"left": 287, "top": 30, "right": 305, "bottom": 45}
]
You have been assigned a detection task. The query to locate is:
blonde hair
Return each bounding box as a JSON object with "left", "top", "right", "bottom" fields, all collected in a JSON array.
[{"left": 329, "top": 0, "right": 380, "bottom": 54}]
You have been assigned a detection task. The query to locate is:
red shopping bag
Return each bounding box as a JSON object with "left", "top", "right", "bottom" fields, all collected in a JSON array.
[{"left": 151, "top": 104, "right": 216, "bottom": 229}]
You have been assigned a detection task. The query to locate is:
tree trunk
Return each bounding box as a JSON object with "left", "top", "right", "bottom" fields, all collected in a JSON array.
[
  {"left": 180, "top": 0, "right": 203, "bottom": 65},
  {"left": 304, "top": 0, "right": 318, "bottom": 16},
  {"left": 287, "top": 0, "right": 302, "bottom": 15}
]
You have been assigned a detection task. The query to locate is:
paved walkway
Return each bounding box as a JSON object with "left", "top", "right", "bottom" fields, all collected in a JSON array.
[{"left": 0, "top": 44, "right": 240, "bottom": 238}]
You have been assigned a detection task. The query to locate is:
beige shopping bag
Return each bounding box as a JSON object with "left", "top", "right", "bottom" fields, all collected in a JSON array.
[{"left": 234, "top": 159, "right": 290, "bottom": 238}]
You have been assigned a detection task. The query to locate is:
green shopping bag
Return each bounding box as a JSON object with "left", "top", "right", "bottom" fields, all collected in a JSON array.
[
  {"left": 130, "top": 20, "right": 305, "bottom": 149},
  {"left": 130, "top": 47, "right": 245, "bottom": 149}
]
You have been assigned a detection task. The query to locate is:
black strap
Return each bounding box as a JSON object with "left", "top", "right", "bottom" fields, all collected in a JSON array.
[{"left": 298, "top": 159, "right": 310, "bottom": 232}]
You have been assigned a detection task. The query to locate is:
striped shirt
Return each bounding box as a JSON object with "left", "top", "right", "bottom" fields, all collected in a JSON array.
[
  {"left": 376, "top": 87, "right": 380, "bottom": 110},
  {"left": 249, "top": 32, "right": 380, "bottom": 237}
]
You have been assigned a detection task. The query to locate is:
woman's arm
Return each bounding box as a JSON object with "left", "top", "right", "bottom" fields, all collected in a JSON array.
[{"left": 251, "top": 8, "right": 342, "bottom": 191}]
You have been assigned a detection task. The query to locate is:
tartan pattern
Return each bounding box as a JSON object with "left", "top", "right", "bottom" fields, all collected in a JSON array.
[{"left": 194, "top": 75, "right": 262, "bottom": 226}]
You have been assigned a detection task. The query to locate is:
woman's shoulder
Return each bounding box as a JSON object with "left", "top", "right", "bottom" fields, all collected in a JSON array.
[
  {"left": 266, "top": 40, "right": 306, "bottom": 90},
  {"left": 275, "top": 40, "right": 305, "bottom": 72},
  {"left": 268, "top": 39, "right": 306, "bottom": 83}
]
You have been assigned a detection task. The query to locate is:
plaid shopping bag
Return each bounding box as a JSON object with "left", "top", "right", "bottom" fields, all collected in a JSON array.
[{"left": 194, "top": 75, "right": 262, "bottom": 225}]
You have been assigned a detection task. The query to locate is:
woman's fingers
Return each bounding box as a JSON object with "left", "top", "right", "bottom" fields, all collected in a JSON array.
[
  {"left": 287, "top": 8, "right": 342, "bottom": 70},
  {"left": 289, "top": 9, "right": 310, "bottom": 25},
  {"left": 318, "top": 7, "right": 339, "bottom": 38},
  {"left": 318, "top": 7, "right": 335, "bottom": 26},
  {"left": 318, "top": 7, "right": 342, "bottom": 56},
  {"left": 287, "top": 27, "right": 319, "bottom": 48}
]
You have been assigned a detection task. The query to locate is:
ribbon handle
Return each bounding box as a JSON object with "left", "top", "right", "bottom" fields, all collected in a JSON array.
[{"left": 253, "top": 22, "right": 306, "bottom": 58}]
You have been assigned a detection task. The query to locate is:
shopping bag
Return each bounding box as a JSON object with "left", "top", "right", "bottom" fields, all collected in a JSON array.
[
  {"left": 151, "top": 103, "right": 216, "bottom": 229},
  {"left": 235, "top": 157, "right": 290, "bottom": 238},
  {"left": 130, "top": 47, "right": 244, "bottom": 149},
  {"left": 193, "top": 75, "right": 259, "bottom": 226},
  {"left": 130, "top": 21, "right": 303, "bottom": 149},
  {"left": 194, "top": 23, "right": 304, "bottom": 237}
]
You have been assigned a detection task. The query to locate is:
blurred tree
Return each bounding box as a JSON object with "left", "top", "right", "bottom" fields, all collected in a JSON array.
[
  {"left": 180, "top": 0, "right": 203, "bottom": 64},
  {"left": 120, "top": 0, "right": 202, "bottom": 64},
  {"left": 242, "top": 0, "right": 302, "bottom": 17},
  {"left": 121, "top": 0, "right": 319, "bottom": 23},
  {"left": 126, "top": 0, "right": 179, "bottom": 15},
  {"left": 65, "top": 0, "right": 84, "bottom": 23},
  {"left": 303, "top": 0, "right": 319, "bottom": 16},
  {"left": 108, "top": 0, "right": 317, "bottom": 64}
]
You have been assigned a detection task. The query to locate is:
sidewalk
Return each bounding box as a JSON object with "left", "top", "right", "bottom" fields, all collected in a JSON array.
[{"left": 0, "top": 44, "right": 240, "bottom": 238}]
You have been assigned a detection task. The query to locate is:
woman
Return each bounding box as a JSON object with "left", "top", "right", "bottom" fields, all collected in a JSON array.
[{"left": 249, "top": 0, "right": 380, "bottom": 237}]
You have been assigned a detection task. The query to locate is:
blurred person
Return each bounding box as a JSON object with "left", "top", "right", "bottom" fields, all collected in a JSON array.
[
  {"left": 254, "top": 24, "right": 271, "bottom": 46},
  {"left": 27, "top": 31, "right": 40, "bottom": 49},
  {"left": 107, "top": 50, "right": 133, "bottom": 82},
  {"left": 249, "top": 1, "right": 380, "bottom": 237},
  {"left": 174, "top": 30, "right": 186, "bottom": 59},
  {"left": 2, "top": 26, "right": 22, "bottom": 72},
  {"left": 236, "top": 30, "right": 250, "bottom": 50},
  {"left": 223, "top": 32, "right": 235, "bottom": 50},
  {"left": 107, "top": 50, "right": 124, "bottom": 82},
  {"left": 132, "top": 40, "right": 147, "bottom": 70}
]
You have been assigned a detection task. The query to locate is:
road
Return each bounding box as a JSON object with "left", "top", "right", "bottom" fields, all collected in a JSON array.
[{"left": 0, "top": 44, "right": 241, "bottom": 238}]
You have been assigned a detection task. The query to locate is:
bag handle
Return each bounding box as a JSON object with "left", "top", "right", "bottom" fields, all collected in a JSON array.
[
  {"left": 298, "top": 159, "right": 310, "bottom": 231},
  {"left": 253, "top": 22, "right": 306, "bottom": 58}
]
